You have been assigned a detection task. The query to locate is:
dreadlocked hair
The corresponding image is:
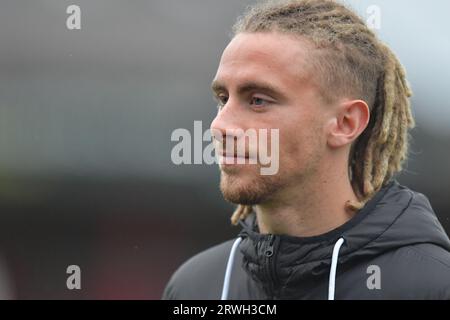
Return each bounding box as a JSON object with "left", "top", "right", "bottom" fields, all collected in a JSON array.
[{"left": 229, "top": 0, "right": 415, "bottom": 225}]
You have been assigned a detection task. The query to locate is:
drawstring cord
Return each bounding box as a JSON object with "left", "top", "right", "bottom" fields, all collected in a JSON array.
[
  {"left": 221, "top": 236, "right": 345, "bottom": 300},
  {"left": 328, "top": 237, "right": 345, "bottom": 300},
  {"left": 220, "top": 237, "right": 243, "bottom": 300}
]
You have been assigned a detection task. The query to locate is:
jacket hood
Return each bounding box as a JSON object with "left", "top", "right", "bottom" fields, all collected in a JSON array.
[{"left": 236, "top": 179, "right": 450, "bottom": 299}]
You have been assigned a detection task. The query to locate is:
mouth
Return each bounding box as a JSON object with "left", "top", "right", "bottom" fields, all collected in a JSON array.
[{"left": 218, "top": 152, "right": 252, "bottom": 166}]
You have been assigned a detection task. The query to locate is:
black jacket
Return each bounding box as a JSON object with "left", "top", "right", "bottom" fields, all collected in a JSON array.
[{"left": 163, "top": 180, "right": 450, "bottom": 299}]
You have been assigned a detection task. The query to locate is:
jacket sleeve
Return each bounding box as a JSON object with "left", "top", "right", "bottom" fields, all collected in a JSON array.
[
  {"left": 161, "top": 274, "right": 177, "bottom": 300},
  {"left": 160, "top": 239, "right": 235, "bottom": 300}
]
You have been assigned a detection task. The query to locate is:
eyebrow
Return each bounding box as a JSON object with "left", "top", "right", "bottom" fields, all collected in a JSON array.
[{"left": 211, "top": 80, "right": 285, "bottom": 99}]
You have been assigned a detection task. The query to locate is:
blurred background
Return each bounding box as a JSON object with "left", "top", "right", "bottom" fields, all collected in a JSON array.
[{"left": 0, "top": 0, "right": 448, "bottom": 299}]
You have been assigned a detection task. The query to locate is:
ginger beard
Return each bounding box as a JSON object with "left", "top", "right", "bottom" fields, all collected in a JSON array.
[
  {"left": 216, "top": 129, "right": 323, "bottom": 206},
  {"left": 216, "top": 136, "right": 283, "bottom": 206},
  {"left": 219, "top": 162, "right": 283, "bottom": 205}
]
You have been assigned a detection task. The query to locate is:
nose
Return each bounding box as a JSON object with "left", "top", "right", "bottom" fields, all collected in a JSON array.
[{"left": 210, "top": 100, "right": 244, "bottom": 144}]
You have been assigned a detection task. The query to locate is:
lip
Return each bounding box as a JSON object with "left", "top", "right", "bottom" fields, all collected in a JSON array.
[
  {"left": 221, "top": 152, "right": 249, "bottom": 158},
  {"left": 218, "top": 153, "right": 252, "bottom": 165}
]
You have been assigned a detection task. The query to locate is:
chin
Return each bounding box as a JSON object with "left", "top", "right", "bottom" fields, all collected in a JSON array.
[{"left": 219, "top": 169, "right": 283, "bottom": 205}]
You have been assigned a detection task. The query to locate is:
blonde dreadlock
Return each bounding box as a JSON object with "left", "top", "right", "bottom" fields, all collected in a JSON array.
[{"left": 229, "top": 0, "right": 415, "bottom": 225}]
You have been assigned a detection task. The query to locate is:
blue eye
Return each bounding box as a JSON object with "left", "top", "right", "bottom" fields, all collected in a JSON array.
[
  {"left": 216, "top": 95, "right": 228, "bottom": 110},
  {"left": 251, "top": 97, "right": 266, "bottom": 106},
  {"left": 219, "top": 96, "right": 228, "bottom": 104}
]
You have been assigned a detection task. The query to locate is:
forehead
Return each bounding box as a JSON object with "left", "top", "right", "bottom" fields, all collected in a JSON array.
[{"left": 214, "top": 32, "right": 312, "bottom": 89}]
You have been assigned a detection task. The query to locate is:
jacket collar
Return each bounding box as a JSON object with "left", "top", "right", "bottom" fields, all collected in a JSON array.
[{"left": 236, "top": 179, "right": 419, "bottom": 299}]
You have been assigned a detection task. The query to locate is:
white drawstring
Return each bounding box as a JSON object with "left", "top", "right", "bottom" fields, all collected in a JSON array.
[
  {"left": 221, "top": 236, "right": 345, "bottom": 300},
  {"left": 328, "top": 237, "right": 345, "bottom": 300},
  {"left": 221, "top": 237, "right": 243, "bottom": 300}
]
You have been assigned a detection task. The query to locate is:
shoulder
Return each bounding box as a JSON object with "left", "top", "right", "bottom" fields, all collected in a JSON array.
[
  {"left": 162, "top": 239, "right": 236, "bottom": 300},
  {"left": 380, "top": 243, "right": 450, "bottom": 299}
]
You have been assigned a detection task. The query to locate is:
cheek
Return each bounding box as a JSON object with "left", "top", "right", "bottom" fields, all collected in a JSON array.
[
  {"left": 278, "top": 116, "right": 324, "bottom": 170},
  {"left": 279, "top": 130, "right": 303, "bottom": 167}
]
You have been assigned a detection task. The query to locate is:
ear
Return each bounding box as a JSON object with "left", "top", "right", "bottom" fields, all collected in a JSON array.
[{"left": 326, "top": 100, "right": 370, "bottom": 149}]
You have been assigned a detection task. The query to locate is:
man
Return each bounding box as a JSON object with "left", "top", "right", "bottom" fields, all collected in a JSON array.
[{"left": 163, "top": 0, "right": 450, "bottom": 299}]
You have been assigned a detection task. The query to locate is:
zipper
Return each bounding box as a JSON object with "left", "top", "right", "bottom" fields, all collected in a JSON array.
[{"left": 263, "top": 234, "right": 279, "bottom": 299}]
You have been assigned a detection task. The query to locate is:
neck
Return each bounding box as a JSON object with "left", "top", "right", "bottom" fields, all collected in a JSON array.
[{"left": 255, "top": 165, "right": 358, "bottom": 238}]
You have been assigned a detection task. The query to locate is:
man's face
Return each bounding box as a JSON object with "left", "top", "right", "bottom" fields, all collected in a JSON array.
[{"left": 210, "top": 32, "right": 330, "bottom": 205}]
